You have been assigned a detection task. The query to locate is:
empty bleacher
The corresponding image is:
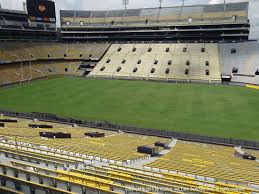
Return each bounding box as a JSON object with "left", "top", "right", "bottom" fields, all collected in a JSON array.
[
  {"left": 0, "top": 116, "right": 258, "bottom": 193},
  {"left": 0, "top": 42, "right": 111, "bottom": 85},
  {"left": 0, "top": 60, "right": 83, "bottom": 85},
  {"left": 0, "top": 42, "right": 110, "bottom": 63},
  {"left": 219, "top": 42, "right": 259, "bottom": 85},
  {"left": 90, "top": 43, "right": 221, "bottom": 83},
  {"left": 145, "top": 141, "right": 259, "bottom": 186},
  {"left": 0, "top": 117, "right": 167, "bottom": 163},
  {"left": 0, "top": 159, "right": 256, "bottom": 194}
]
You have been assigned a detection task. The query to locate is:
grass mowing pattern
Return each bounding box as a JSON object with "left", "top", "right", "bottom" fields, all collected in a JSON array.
[{"left": 0, "top": 77, "right": 258, "bottom": 141}]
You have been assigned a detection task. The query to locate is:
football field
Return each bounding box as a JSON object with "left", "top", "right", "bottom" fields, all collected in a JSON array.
[{"left": 0, "top": 77, "right": 258, "bottom": 141}]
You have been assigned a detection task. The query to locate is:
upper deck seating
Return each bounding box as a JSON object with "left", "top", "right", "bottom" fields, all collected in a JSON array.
[{"left": 61, "top": 2, "right": 248, "bottom": 27}]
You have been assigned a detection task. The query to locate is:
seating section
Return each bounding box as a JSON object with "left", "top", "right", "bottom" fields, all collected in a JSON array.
[
  {"left": 0, "top": 60, "right": 82, "bottom": 85},
  {"left": 61, "top": 2, "right": 248, "bottom": 27},
  {"left": 2, "top": 161, "right": 255, "bottom": 194},
  {"left": 0, "top": 42, "right": 111, "bottom": 85},
  {"left": 0, "top": 117, "right": 166, "bottom": 163},
  {"left": 219, "top": 42, "right": 259, "bottom": 85},
  {"left": 0, "top": 42, "right": 110, "bottom": 63},
  {"left": 0, "top": 116, "right": 258, "bottom": 193},
  {"left": 0, "top": 162, "right": 111, "bottom": 194},
  {"left": 90, "top": 43, "right": 221, "bottom": 83},
  {"left": 145, "top": 141, "right": 259, "bottom": 186}
]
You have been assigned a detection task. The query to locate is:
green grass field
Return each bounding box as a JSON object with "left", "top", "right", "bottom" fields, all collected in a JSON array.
[{"left": 0, "top": 77, "right": 258, "bottom": 141}]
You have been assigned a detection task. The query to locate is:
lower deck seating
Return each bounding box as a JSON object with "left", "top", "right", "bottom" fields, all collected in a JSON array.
[
  {"left": 0, "top": 116, "right": 258, "bottom": 193},
  {"left": 89, "top": 43, "right": 221, "bottom": 83},
  {"left": 0, "top": 159, "right": 255, "bottom": 194},
  {"left": 145, "top": 141, "right": 259, "bottom": 186},
  {"left": 0, "top": 117, "right": 167, "bottom": 163},
  {"left": 0, "top": 60, "right": 82, "bottom": 85},
  {"left": 0, "top": 42, "right": 111, "bottom": 62}
]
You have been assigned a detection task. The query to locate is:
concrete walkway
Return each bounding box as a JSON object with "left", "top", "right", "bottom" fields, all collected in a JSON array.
[{"left": 126, "top": 139, "right": 178, "bottom": 169}]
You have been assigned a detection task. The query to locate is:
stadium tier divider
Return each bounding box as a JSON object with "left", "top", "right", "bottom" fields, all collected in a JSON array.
[{"left": 0, "top": 110, "right": 258, "bottom": 150}]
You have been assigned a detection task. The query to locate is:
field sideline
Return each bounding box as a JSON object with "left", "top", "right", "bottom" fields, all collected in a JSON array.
[{"left": 0, "top": 77, "right": 258, "bottom": 141}]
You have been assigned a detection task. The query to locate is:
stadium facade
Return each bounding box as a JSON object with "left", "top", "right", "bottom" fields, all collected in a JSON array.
[{"left": 60, "top": 2, "right": 250, "bottom": 42}]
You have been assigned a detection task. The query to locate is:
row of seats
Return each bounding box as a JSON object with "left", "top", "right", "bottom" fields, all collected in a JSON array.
[
  {"left": 145, "top": 141, "right": 259, "bottom": 186},
  {"left": 89, "top": 44, "right": 221, "bottom": 83},
  {"left": 0, "top": 159, "right": 256, "bottom": 194},
  {"left": 99, "top": 164, "right": 256, "bottom": 194},
  {"left": 0, "top": 162, "right": 117, "bottom": 194},
  {"left": 0, "top": 60, "right": 82, "bottom": 85},
  {"left": 0, "top": 42, "right": 110, "bottom": 63},
  {"left": 61, "top": 2, "right": 248, "bottom": 27}
]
